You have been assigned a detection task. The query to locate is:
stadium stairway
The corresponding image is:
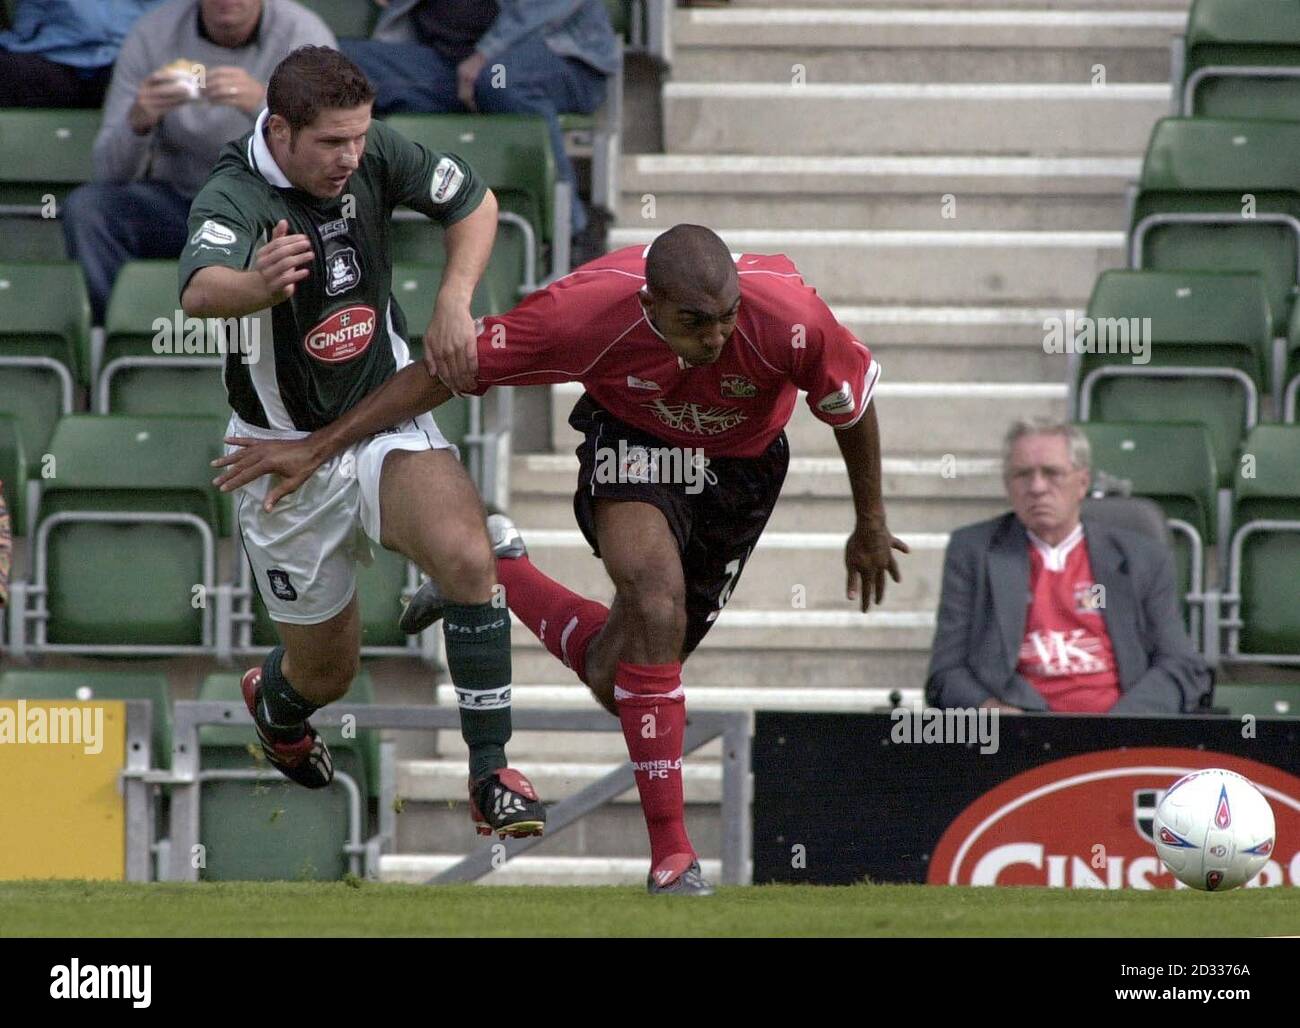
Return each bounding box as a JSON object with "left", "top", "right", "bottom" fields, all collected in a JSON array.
[{"left": 379, "top": 0, "right": 1189, "bottom": 885}]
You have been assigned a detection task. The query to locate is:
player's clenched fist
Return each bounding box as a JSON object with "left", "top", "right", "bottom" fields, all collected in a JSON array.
[
  {"left": 422, "top": 302, "right": 479, "bottom": 394},
  {"left": 256, "top": 219, "right": 313, "bottom": 304}
]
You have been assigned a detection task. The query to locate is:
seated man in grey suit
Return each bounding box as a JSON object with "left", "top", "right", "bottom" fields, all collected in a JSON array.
[{"left": 926, "top": 418, "right": 1210, "bottom": 714}]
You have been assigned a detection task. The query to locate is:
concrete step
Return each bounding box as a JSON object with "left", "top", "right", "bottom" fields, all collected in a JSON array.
[
  {"left": 511, "top": 451, "right": 1008, "bottom": 533},
  {"left": 671, "top": 9, "right": 1182, "bottom": 84},
  {"left": 605, "top": 226, "right": 1124, "bottom": 305},
  {"left": 380, "top": 854, "right": 724, "bottom": 886},
  {"left": 399, "top": 758, "right": 725, "bottom": 804},
  {"left": 391, "top": 801, "right": 721, "bottom": 861},
  {"left": 501, "top": 526, "right": 949, "bottom": 610},
  {"left": 550, "top": 380, "right": 1067, "bottom": 455},
  {"left": 663, "top": 82, "right": 1169, "bottom": 156},
  {"left": 619, "top": 154, "right": 1137, "bottom": 230},
  {"left": 835, "top": 305, "right": 1071, "bottom": 382},
  {"left": 506, "top": 609, "right": 937, "bottom": 688}
]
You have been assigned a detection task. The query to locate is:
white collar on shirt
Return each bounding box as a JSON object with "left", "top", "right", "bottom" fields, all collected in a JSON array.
[
  {"left": 1026, "top": 522, "right": 1084, "bottom": 572},
  {"left": 247, "top": 108, "right": 291, "bottom": 188}
]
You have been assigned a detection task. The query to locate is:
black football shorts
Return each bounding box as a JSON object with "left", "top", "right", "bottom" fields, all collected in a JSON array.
[{"left": 570, "top": 392, "right": 789, "bottom": 656}]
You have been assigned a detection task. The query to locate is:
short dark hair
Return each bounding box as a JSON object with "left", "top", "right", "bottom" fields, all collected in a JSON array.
[
  {"left": 266, "top": 46, "right": 375, "bottom": 136},
  {"left": 645, "top": 224, "right": 736, "bottom": 300}
]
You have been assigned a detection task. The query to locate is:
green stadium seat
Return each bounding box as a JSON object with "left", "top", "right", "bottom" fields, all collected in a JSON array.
[
  {"left": 1211, "top": 682, "right": 1300, "bottom": 718},
  {"left": 0, "top": 412, "right": 27, "bottom": 536},
  {"left": 0, "top": 669, "right": 173, "bottom": 768},
  {"left": 101, "top": 261, "right": 228, "bottom": 418},
  {"left": 1224, "top": 424, "right": 1300, "bottom": 663},
  {"left": 1179, "top": 0, "right": 1300, "bottom": 118},
  {"left": 298, "top": 0, "right": 377, "bottom": 39},
  {"left": 195, "top": 670, "right": 378, "bottom": 880},
  {"left": 17, "top": 414, "right": 228, "bottom": 654},
  {"left": 1076, "top": 270, "right": 1270, "bottom": 490},
  {"left": 1129, "top": 118, "right": 1300, "bottom": 338},
  {"left": 385, "top": 114, "right": 557, "bottom": 292},
  {"left": 1077, "top": 420, "right": 1217, "bottom": 642},
  {"left": 0, "top": 109, "right": 100, "bottom": 260},
  {"left": 0, "top": 262, "right": 91, "bottom": 478},
  {"left": 391, "top": 259, "right": 500, "bottom": 456}
]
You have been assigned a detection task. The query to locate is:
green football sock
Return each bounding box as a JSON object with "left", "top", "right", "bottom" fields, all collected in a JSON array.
[{"left": 442, "top": 600, "right": 513, "bottom": 780}]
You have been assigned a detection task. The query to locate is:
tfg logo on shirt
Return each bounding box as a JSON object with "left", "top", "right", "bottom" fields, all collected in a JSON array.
[{"left": 50, "top": 959, "right": 151, "bottom": 1008}]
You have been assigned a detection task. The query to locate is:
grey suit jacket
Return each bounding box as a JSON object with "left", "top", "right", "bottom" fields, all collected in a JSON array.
[{"left": 925, "top": 512, "right": 1211, "bottom": 714}]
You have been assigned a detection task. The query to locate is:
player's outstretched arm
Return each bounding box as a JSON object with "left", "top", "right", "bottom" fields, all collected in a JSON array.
[
  {"left": 212, "top": 364, "right": 453, "bottom": 510},
  {"left": 182, "top": 220, "right": 312, "bottom": 318},
  {"left": 834, "top": 402, "right": 909, "bottom": 612},
  {"left": 424, "top": 189, "right": 498, "bottom": 393}
]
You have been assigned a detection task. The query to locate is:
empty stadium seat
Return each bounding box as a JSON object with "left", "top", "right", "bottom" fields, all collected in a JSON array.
[
  {"left": 1076, "top": 270, "right": 1270, "bottom": 489},
  {"left": 195, "top": 670, "right": 378, "bottom": 880},
  {"left": 0, "top": 262, "right": 92, "bottom": 478},
  {"left": 1077, "top": 421, "right": 1218, "bottom": 644},
  {"left": 1178, "top": 0, "right": 1300, "bottom": 118},
  {"left": 1223, "top": 424, "right": 1300, "bottom": 663},
  {"left": 100, "top": 261, "right": 227, "bottom": 418},
  {"left": 298, "top": 0, "right": 377, "bottom": 39},
  {"left": 0, "top": 412, "right": 27, "bottom": 536},
  {"left": 0, "top": 109, "right": 100, "bottom": 260},
  {"left": 16, "top": 414, "right": 228, "bottom": 653},
  {"left": 1128, "top": 118, "right": 1300, "bottom": 337},
  {"left": 385, "top": 114, "right": 558, "bottom": 291},
  {"left": 0, "top": 669, "right": 173, "bottom": 768},
  {"left": 1211, "top": 682, "right": 1300, "bottom": 717}
]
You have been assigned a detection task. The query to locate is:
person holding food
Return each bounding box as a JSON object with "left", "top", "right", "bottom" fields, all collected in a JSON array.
[{"left": 62, "top": 0, "right": 335, "bottom": 322}]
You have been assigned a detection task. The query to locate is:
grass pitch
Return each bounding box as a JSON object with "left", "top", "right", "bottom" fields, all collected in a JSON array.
[{"left": 3, "top": 881, "right": 1300, "bottom": 936}]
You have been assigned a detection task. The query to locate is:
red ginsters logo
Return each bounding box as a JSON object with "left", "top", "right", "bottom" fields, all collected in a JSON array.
[
  {"left": 927, "top": 748, "right": 1300, "bottom": 888},
  {"left": 304, "top": 305, "right": 376, "bottom": 363}
]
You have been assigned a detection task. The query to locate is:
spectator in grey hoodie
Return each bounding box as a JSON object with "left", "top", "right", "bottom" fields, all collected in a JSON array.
[{"left": 63, "top": 0, "right": 334, "bottom": 322}]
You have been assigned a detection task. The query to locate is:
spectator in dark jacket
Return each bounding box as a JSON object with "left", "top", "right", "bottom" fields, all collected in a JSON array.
[
  {"left": 0, "top": 0, "right": 166, "bottom": 108},
  {"left": 344, "top": 0, "right": 618, "bottom": 246},
  {"left": 926, "top": 418, "right": 1211, "bottom": 714}
]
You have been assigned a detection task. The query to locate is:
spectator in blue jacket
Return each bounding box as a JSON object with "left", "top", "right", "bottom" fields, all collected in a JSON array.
[
  {"left": 0, "top": 0, "right": 166, "bottom": 107},
  {"left": 344, "top": 0, "right": 619, "bottom": 249}
]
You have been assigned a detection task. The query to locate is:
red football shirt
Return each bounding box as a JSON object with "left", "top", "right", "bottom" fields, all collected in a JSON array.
[
  {"left": 468, "top": 245, "right": 880, "bottom": 457},
  {"left": 1015, "top": 526, "right": 1121, "bottom": 713}
]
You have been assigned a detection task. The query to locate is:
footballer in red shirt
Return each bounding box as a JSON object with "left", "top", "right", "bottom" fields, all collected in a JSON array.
[{"left": 214, "top": 224, "right": 909, "bottom": 895}]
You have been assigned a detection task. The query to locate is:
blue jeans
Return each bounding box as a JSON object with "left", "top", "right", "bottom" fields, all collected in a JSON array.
[
  {"left": 342, "top": 36, "right": 606, "bottom": 234},
  {"left": 62, "top": 180, "right": 193, "bottom": 324}
]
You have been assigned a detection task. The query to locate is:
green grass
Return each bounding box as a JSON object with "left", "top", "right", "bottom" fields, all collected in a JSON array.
[{"left": 3, "top": 881, "right": 1300, "bottom": 936}]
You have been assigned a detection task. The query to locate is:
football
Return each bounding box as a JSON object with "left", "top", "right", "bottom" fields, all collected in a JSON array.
[{"left": 1153, "top": 769, "right": 1277, "bottom": 891}]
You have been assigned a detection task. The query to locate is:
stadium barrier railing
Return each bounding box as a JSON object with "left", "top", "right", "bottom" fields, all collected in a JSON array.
[{"left": 159, "top": 701, "right": 753, "bottom": 886}]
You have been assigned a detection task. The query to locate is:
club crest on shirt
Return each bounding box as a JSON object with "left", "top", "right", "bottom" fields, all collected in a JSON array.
[
  {"left": 720, "top": 374, "right": 757, "bottom": 399},
  {"left": 325, "top": 247, "right": 361, "bottom": 296}
]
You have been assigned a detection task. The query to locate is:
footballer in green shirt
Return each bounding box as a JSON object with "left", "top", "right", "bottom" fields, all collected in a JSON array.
[{"left": 181, "top": 45, "right": 544, "bottom": 838}]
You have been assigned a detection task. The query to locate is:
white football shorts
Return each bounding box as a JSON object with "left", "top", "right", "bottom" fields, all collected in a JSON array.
[{"left": 228, "top": 410, "right": 457, "bottom": 625}]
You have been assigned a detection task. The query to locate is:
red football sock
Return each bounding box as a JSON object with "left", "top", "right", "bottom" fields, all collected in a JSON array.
[
  {"left": 615, "top": 660, "right": 693, "bottom": 869},
  {"left": 496, "top": 555, "right": 609, "bottom": 683}
]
